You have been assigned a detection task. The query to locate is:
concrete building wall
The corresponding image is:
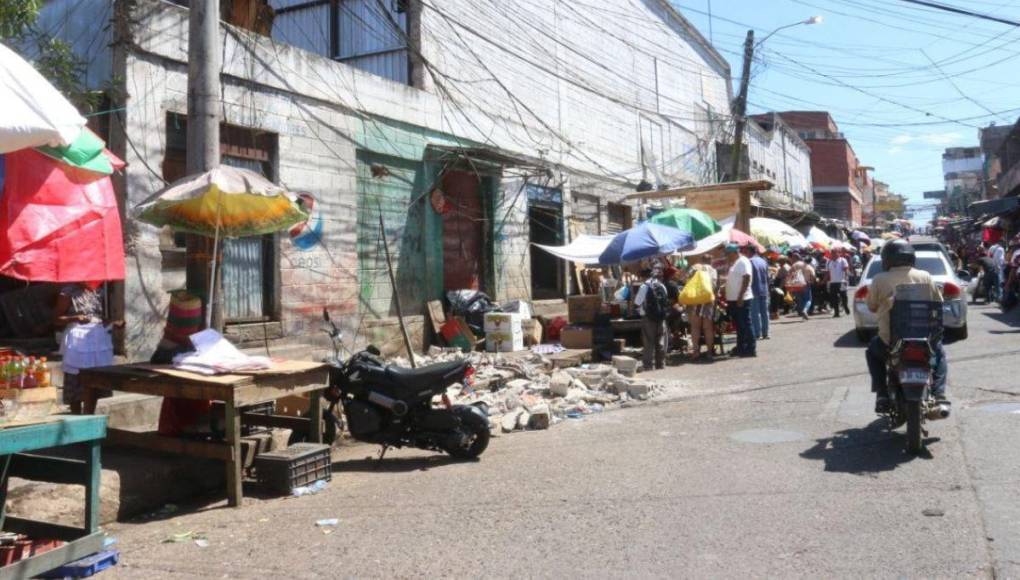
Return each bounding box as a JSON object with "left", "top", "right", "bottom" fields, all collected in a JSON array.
[
  {"left": 745, "top": 116, "right": 813, "bottom": 211},
  {"left": 43, "top": 0, "right": 733, "bottom": 358}
]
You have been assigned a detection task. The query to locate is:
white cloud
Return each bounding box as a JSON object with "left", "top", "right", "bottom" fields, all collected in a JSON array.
[
  {"left": 888, "top": 146, "right": 904, "bottom": 154},
  {"left": 888, "top": 132, "right": 962, "bottom": 147}
]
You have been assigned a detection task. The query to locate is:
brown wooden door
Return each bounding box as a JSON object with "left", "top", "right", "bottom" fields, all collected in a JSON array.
[{"left": 442, "top": 171, "right": 483, "bottom": 291}]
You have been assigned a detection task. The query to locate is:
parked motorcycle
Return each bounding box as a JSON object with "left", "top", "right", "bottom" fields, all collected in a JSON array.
[
  {"left": 320, "top": 309, "right": 490, "bottom": 459},
  {"left": 878, "top": 291, "right": 950, "bottom": 454}
]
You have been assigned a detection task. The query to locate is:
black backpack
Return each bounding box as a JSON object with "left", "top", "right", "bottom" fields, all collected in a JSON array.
[{"left": 643, "top": 281, "right": 670, "bottom": 321}]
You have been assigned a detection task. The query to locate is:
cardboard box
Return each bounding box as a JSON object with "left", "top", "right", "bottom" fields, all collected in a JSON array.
[
  {"left": 522, "top": 318, "right": 543, "bottom": 346},
  {"left": 484, "top": 312, "right": 523, "bottom": 333},
  {"left": 559, "top": 325, "right": 593, "bottom": 349},
  {"left": 486, "top": 329, "right": 525, "bottom": 352},
  {"left": 567, "top": 295, "right": 602, "bottom": 324}
]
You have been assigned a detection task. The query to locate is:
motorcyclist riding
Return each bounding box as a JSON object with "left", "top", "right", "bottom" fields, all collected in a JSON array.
[{"left": 864, "top": 239, "right": 950, "bottom": 413}]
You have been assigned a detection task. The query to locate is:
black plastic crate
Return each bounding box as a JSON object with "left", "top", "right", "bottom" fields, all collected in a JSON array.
[
  {"left": 890, "top": 300, "right": 943, "bottom": 342},
  {"left": 254, "top": 443, "right": 331, "bottom": 494}
]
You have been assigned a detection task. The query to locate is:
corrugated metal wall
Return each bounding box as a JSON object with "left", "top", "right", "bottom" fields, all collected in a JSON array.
[
  {"left": 270, "top": 0, "right": 409, "bottom": 84},
  {"left": 221, "top": 156, "right": 268, "bottom": 322},
  {"left": 337, "top": 0, "right": 409, "bottom": 84}
]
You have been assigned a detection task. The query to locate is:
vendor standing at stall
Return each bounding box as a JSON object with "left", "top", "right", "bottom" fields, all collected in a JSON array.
[{"left": 53, "top": 281, "right": 121, "bottom": 414}]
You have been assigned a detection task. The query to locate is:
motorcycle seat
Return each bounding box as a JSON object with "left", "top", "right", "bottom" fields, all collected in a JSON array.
[{"left": 384, "top": 360, "right": 468, "bottom": 392}]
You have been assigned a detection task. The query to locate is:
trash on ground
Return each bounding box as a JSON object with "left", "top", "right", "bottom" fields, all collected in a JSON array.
[
  {"left": 291, "top": 479, "right": 329, "bottom": 497},
  {"left": 163, "top": 531, "right": 206, "bottom": 544},
  {"left": 315, "top": 518, "right": 339, "bottom": 527}
]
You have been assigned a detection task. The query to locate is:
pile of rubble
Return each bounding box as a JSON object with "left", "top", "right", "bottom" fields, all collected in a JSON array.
[{"left": 395, "top": 347, "right": 669, "bottom": 434}]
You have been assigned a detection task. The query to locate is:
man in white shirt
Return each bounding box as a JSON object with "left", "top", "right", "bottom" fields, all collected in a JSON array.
[
  {"left": 827, "top": 249, "right": 850, "bottom": 318},
  {"left": 724, "top": 243, "right": 755, "bottom": 357},
  {"left": 988, "top": 241, "right": 1007, "bottom": 298}
]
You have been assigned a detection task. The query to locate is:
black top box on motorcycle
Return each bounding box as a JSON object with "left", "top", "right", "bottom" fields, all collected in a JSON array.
[
  {"left": 891, "top": 300, "right": 943, "bottom": 342},
  {"left": 254, "top": 443, "right": 331, "bottom": 494}
]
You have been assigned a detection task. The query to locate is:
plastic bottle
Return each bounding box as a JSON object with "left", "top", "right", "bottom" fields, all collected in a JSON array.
[
  {"left": 12, "top": 358, "right": 23, "bottom": 389},
  {"left": 41, "top": 358, "right": 51, "bottom": 389},
  {"left": 21, "top": 358, "right": 35, "bottom": 389},
  {"left": 35, "top": 358, "right": 48, "bottom": 389}
]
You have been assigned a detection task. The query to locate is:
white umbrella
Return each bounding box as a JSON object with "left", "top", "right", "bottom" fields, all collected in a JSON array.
[{"left": 0, "top": 42, "right": 85, "bottom": 153}]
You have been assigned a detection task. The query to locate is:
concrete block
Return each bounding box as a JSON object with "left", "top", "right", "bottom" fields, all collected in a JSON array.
[
  {"left": 627, "top": 381, "right": 652, "bottom": 399},
  {"left": 549, "top": 371, "right": 572, "bottom": 397},
  {"left": 527, "top": 404, "right": 551, "bottom": 430},
  {"left": 613, "top": 356, "right": 639, "bottom": 377}
]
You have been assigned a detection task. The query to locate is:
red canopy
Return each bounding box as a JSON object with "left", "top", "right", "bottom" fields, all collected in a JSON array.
[{"left": 0, "top": 148, "right": 125, "bottom": 282}]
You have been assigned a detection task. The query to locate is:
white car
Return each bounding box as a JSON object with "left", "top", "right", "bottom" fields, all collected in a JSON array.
[{"left": 852, "top": 250, "right": 969, "bottom": 342}]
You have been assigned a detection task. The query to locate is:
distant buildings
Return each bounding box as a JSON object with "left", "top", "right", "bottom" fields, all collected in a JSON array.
[
  {"left": 775, "top": 111, "right": 867, "bottom": 227},
  {"left": 942, "top": 147, "right": 984, "bottom": 215}
]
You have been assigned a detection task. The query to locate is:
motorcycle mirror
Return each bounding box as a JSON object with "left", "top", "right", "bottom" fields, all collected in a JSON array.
[
  {"left": 367, "top": 345, "right": 381, "bottom": 356},
  {"left": 323, "top": 308, "right": 331, "bottom": 322}
]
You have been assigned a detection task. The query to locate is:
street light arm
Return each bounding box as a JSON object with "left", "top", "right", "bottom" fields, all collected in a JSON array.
[{"left": 754, "top": 16, "right": 823, "bottom": 48}]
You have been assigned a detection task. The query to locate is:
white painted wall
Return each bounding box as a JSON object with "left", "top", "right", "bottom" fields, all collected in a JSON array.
[{"left": 745, "top": 118, "right": 813, "bottom": 210}]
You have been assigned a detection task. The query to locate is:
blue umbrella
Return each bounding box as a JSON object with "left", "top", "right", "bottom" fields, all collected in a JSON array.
[{"left": 598, "top": 222, "right": 695, "bottom": 265}]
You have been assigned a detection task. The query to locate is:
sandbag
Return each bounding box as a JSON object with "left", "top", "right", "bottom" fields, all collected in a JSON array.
[{"left": 0, "top": 42, "right": 85, "bottom": 153}]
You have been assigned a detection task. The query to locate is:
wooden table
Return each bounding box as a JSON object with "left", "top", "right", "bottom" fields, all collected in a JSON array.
[
  {"left": 79, "top": 361, "right": 329, "bottom": 507},
  {"left": 0, "top": 415, "right": 106, "bottom": 580}
]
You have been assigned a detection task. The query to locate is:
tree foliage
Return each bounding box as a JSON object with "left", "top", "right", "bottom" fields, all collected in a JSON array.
[{"left": 0, "top": 0, "right": 98, "bottom": 112}]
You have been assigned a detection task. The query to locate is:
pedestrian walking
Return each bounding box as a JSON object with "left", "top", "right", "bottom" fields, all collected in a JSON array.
[
  {"left": 634, "top": 263, "right": 670, "bottom": 371},
  {"left": 786, "top": 253, "right": 815, "bottom": 321},
  {"left": 744, "top": 245, "right": 770, "bottom": 339},
  {"left": 683, "top": 254, "right": 718, "bottom": 361},
  {"left": 723, "top": 243, "right": 755, "bottom": 357},
  {"left": 828, "top": 249, "right": 851, "bottom": 317},
  {"left": 810, "top": 250, "right": 829, "bottom": 315}
]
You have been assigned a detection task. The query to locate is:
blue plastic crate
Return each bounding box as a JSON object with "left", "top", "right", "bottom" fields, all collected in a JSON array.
[{"left": 37, "top": 549, "right": 119, "bottom": 579}]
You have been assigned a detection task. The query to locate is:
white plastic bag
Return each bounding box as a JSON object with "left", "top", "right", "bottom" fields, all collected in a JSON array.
[{"left": 0, "top": 42, "right": 85, "bottom": 153}]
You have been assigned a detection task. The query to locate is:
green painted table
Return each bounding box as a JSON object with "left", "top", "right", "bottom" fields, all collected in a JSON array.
[{"left": 0, "top": 414, "right": 107, "bottom": 580}]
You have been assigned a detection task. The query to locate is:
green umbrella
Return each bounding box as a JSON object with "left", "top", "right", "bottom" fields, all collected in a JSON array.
[{"left": 648, "top": 207, "right": 721, "bottom": 240}]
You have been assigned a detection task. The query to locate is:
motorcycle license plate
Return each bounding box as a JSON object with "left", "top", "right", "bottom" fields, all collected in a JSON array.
[{"left": 899, "top": 369, "right": 929, "bottom": 385}]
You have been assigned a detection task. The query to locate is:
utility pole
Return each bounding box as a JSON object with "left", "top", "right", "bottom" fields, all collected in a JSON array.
[
  {"left": 730, "top": 30, "right": 754, "bottom": 233},
  {"left": 185, "top": 0, "right": 223, "bottom": 330}
]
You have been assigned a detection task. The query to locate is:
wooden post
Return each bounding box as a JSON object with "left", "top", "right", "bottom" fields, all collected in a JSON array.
[
  {"left": 379, "top": 207, "right": 417, "bottom": 367},
  {"left": 730, "top": 30, "right": 755, "bottom": 234}
]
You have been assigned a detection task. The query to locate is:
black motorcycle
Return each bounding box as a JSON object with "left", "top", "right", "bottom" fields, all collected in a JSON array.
[
  {"left": 320, "top": 310, "right": 490, "bottom": 459},
  {"left": 879, "top": 290, "right": 950, "bottom": 454}
]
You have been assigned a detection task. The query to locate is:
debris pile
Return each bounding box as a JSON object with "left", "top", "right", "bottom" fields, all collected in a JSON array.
[{"left": 393, "top": 347, "right": 669, "bottom": 434}]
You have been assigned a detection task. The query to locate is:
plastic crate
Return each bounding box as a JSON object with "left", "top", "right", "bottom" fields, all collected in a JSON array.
[
  {"left": 37, "top": 549, "right": 119, "bottom": 578},
  {"left": 254, "top": 443, "right": 331, "bottom": 494},
  {"left": 890, "top": 300, "right": 943, "bottom": 342}
]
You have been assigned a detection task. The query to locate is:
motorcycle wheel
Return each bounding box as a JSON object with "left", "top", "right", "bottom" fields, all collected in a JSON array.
[
  {"left": 905, "top": 400, "right": 923, "bottom": 454},
  {"left": 445, "top": 412, "right": 490, "bottom": 459}
]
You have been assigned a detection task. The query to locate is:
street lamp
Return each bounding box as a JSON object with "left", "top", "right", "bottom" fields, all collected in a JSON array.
[
  {"left": 755, "top": 16, "right": 823, "bottom": 47},
  {"left": 729, "top": 15, "right": 822, "bottom": 232}
]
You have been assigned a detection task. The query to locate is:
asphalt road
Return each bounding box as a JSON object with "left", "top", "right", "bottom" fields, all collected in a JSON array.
[{"left": 104, "top": 302, "right": 1020, "bottom": 578}]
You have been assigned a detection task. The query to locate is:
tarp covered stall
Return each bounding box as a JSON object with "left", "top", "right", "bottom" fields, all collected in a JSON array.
[{"left": 533, "top": 234, "right": 614, "bottom": 265}]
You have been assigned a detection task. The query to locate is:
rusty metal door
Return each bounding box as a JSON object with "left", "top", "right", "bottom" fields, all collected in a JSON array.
[
  {"left": 442, "top": 171, "right": 484, "bottom": 291},
  {"left": 220, "top": 156, "right": 268, "bottom": 321}
]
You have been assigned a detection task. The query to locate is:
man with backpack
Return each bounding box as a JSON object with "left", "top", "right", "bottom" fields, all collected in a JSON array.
[{"left": 634, "top": 262, "right": 672, "bottom": 371}]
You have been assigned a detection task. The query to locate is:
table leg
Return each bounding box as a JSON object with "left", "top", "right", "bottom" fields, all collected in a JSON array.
[
  {"left": 84, "top": 440, "right": 101, "bottom": 533},
  {"left": 224, "top": 402, "right": 243, "bottom": 507},
  {"left": 309, "top": 390, "right": 323, "bottom": 444},
  {"left": 83, "top": 386, "right": 98, "bottom": 415}
]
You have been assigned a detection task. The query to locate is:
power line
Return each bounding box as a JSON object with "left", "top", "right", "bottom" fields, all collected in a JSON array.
[{"left": 894, "top": 0, "right": 1020, "bottom": 26}]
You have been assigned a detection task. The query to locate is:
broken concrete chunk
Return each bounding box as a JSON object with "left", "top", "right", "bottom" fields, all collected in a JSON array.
[
  {"left": 516, "top": 411, "right": 531, "bottom": 430},
  {"left": 549, "top": 371, "right": 573, "bottom": 397},
  {"left": 528, "top": 404, "right": 551, "bottom": 430},
  {"left": 612, "top": 356, "right": 639, "bottom": 377},
  {"left": 501, "top": 409, "right": 523, "bottom": 433}
]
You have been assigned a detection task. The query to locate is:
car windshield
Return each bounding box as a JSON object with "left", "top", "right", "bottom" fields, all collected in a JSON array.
[{"left": 866, "top": 256, "right": 947, "bottom": 279}]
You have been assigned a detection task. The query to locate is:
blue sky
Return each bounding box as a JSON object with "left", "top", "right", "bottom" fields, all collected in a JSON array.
[{"left": 675, "top": 0, "right": 1020, "bottom": 223}]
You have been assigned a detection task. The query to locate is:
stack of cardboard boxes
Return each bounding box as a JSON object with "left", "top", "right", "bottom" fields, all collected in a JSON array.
[{"left": 560, "top": 295, "right": 601, "bottom": 349}]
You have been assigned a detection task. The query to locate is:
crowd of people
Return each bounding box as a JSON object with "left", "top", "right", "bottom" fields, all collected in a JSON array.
[
  {"left": 947, "top": 234, "right": 1020, "bottom": 308},
  {"left": 633, "top": 242, "right": 865, "bottom": 371}
]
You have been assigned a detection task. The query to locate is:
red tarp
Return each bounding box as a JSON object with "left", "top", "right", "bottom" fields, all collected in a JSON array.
[{"left": 0, "top": 148, "right": 125, "bottom": 282}]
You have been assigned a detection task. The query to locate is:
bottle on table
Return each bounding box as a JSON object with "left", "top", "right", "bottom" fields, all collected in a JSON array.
[{"left": 22, "top": 358, "right": 36, "bottom": 389}]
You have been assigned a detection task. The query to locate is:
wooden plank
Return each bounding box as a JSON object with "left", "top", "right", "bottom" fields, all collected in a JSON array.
[
  {"left": 308, "top": 388, "right": 323, "bottom": 445},
  {"left": 0, "top": 531, "right": 104, "bottom": 580},
  {"left": 232, "top": 373, "right": 328, "bottom": 407},
  {"left": 622, "top": 179, "right": 774, "bottom": 201},
  {"left": 224, "top": 403, "right": 243, "bottom": 507},
  {"left": 426, "top": 300, "right": 446, "bottom": 336},
  {"left": 104, "top": 428, "right": 233, "bottom": 461},
  {"left": 4, "top": 516, "right": 88, "bottom": 542},
  {"left": 8, "top": 454, "right": 87, "bottom": 485},
  {"left": 242, "top": 413, "right": 311, "bottom": 432},
  {"left": 0, "top": 416, "right": 106, "bottom": 456},
  {"left": 85, "top": 440, "right": 101, "bottom": 533}
]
